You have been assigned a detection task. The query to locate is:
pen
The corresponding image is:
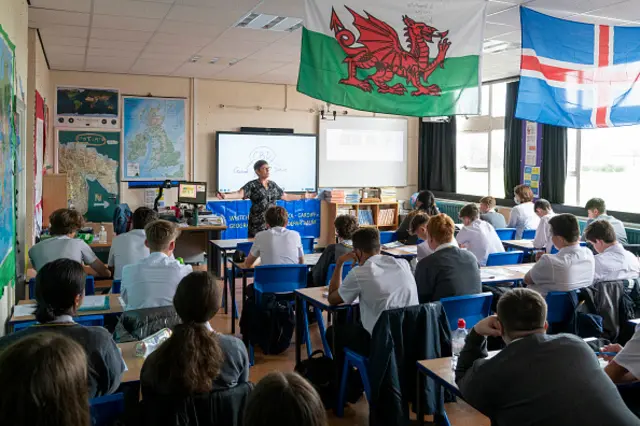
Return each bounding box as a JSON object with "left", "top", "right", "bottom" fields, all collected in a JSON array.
[{"left": 595, "top": 352, "right": 618, "bottom": 357}]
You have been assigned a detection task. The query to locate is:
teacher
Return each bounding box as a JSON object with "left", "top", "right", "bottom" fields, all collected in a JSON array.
[{"left": 217, "top": 160, "right": 313, "bottom": 237}]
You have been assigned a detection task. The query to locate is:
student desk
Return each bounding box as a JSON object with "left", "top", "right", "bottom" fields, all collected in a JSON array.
[
  {"left": 228, "top": 253, "right": 322, "bottom": 335},
  {"left": 119, "top": 341, "right": 145, "bottom": 383},
  {"left": 172, "top": 224, "right": 226, "bottom": 273},
  {"left": 480, "top": 264, "right": 534, "bottom": 286},
  {"left": 502, "top": 239, "right": 536, "bottom": 253},
  {"left": 381, "top": 245, "right": 418, "bottom": 259}
]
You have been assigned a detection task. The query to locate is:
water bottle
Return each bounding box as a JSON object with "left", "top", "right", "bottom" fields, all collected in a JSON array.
[
  {"left": 99, "top": 225, "right": 107, "bottom": 244},
  {"left": 451, "top": 318, "right": 468, "bottom": 370}
]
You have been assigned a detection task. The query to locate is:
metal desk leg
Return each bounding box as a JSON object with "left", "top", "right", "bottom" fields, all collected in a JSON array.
[
  {"left": 295, "top": 293, "right": 303, "bottom": 365},
  {"left": 241, "top": 273, "right": 248, "bottom": 345},
  {"left": 231, "top": 264, "right": 237, "bottom": 335},
  {"left": 416, "top": 371, "right": 424, "bottom": 426},
  {"left": 221, "top": 248, "right": 228, "bottom": 314}
]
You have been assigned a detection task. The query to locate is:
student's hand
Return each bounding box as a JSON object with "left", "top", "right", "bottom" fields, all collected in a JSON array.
[
  {"left": 535, "top": 251, "right": 544, "bottom": 261},
  {"left": 473, "top": 315, "right": 502, "bottom": 337},
  {"left": 601, "top": 344, "right": 624, "bottom": 362},
  {"left": 459, "top": 243, "right": 468, "bottom": 249},
  {"left": 337, "top": 252, "right": 357, "bottom": 265}
]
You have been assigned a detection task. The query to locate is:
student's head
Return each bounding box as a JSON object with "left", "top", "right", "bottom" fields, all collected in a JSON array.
[
  {"left": 584, "top": 219, "right": 618, "bottom": 253},
  {"left": 265, "top": 206, "right": 288, "bottom": 228},
  {"left": 415, "top": 190, "right": 438, "bottom": 215},
  {"left": 459, "top": 203, "right": 480, "bottom": 226},
  {"left": 426, "top": 214, "right": 455, "bottom": 251},
  {"left": 153, "top": 271, "right": 224, "bottom": 394},
  {"left": 49, "top": 208, "right": 84, "bottom": 236},
  {"left": 334, "top": 214, "right": 358, "bottom": 241},
  {"left": 534, "top": 199, "right": 552, "bottom": 218},
  {"left": 0, "top": 332, "right": 90, "bottom": 426},
  {"left": 145, "top": 219, "right": 180, "bottom": 254},
  {"left": 479, "top": 196, "right": 496, "bottom": 214},
  {"left": 496, "top": 288, "right": 548, "bottom": 343},
  {"left": 244, "top": 371, "right": 328, "bottom": 426},
  {"left": 132, "top": 207, "right": 158, "bottom": 230},
  {"left": 410, "top": 212, "right": 430, "bottom": 241},
  {"left": 585, "top": 198, "right": 607, "bottom": 219},
  {"left": 513, "top": 185, "right": 534, "bottom": 204},
  {"left": 351, "top": 227, "right": 381, "bottom": 263},
  {"left": 34, "top": 259, "right": 86, "bottom": 323},
  {"left": 549, "top": 213, "right": 580, "bottom": 249},
  {"left": 254, "top": 160, "right": 270, "bottom": 179}
]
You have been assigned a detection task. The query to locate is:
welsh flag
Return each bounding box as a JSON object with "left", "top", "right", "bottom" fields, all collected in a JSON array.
[{"left": 298, "top": 0, "right": 487, "bottom": 117}]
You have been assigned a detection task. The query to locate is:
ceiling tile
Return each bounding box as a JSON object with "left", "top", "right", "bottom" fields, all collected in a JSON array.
[
  {"left": 277, "top": 29, "right": 301, "bottom": 45},
  {"left": 139, "top": 51, "right": 194, "bottom": 61},
  {"left": 219, "top": 27, "right": 291, "bottom": 43},
  {"left": 487, "top": 1, "right": 519, "bottom": 16},
  {"left": 92, "top": 14, "right": 162, "bottom": 32},
  {"left": 488, "top": 30, "right": 522, "bottom": 43},
  {"left": 484, "top": 22, "right": 518, "bottom": 39},
  {"left": 148, "top": 32, "right": 213, "bottom": 48},
  {"left": 156, "top": 20, "right": 227, "bottom": 37},
  {"left": 93, "top": 0, "right": 172, "bottom": 19},
  {"left": 43, "top": 44, "right": 86, "bottom": 56},
  {"left": 570, "top": 14, "right": 635, "bottom": 25},
  {"left": 248, "top": 41, "right": 300, "bottom": 61},
  {"left": 89, "top": 28, "right": 154, "bottom": 42},
  {"left": 178, "top": 0, "right": 260, "bottom": 9},
  {"left": 254, "top": 0, "right": 305, "bottom": 18},
  {"left": 527, "top": 0, "right": 625, "bottom": 15},
  {"left": 86, "top": 55, "right": 137, "bottom": 69},
  {"left": 486, "top": 7, "right": 521, "bottom": 27},
  {"left": 50, "top": 63, "right": 85, "bottom": 71},
  {"left": 38, "top": 25, "right": 89, "bottom": 38},
  {"left": 29, "top": 8, "right": 91, "bottom": 27},
  {"left": 218, "top": 58, "right": 288, "bottom": 74},
  {"left": 42, "top": 36, "right": 87, "bottom": 47},
  {"left": 87, "top": 47, "right": 141, "bottom": 58},
  {"left": 172, "top": 61, "right": 230, "bottom": 78},
  {"left": 199, "top": 39, "right": 270, "bottom": 57},
  {"left": 89, "top": 38, "right": 147, "bottom": 51},
  {"left": 166, "top": 5, "right": 246, "bottom": 26},
  {"left": 144, "top": 43, "right": 202, "bottom": 55},
  {"left": 131, "top": 58, "right": 182, "bottom": 74},
  {"left": 29, "top": 0, "right": 91, "bottom": 13},
  {"left": 47, "top": 53, "right": 86, "bottom": 67},
  {"left": 579, "top": 0, "right": 640, "bottom": 22}
]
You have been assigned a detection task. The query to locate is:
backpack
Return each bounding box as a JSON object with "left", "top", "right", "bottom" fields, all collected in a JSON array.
[
  {"left": 239, "top": 289, "right": 294, "bottom": 355},
  {"left": 295, "top": 350, "right": 335, "bottom": 408},
  {"left": 113, "top": 203, "right": 132, "bottom": 235}
]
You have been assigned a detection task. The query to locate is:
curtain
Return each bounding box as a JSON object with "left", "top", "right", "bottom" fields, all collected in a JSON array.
[
  {"left": 540, "top": 124, "right": 568, "bottom": 203},
  {"left": 504, "top": 81, "right": 522, "bottom": 199},
  {"left": 418, "top": 116, "right": 456, "bottom": 192}
]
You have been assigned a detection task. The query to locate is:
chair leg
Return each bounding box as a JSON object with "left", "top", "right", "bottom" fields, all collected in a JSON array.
[
  {"left": 360, "top": 361, "right": 372, "bottom": 403},
  {"left": 303, "top": 301, "right": 312, "bottom": 358},
  {"left": 249, "top": 343, "right": 255, "bottom": 366},
  {"left": 227, "top": 276, "right": 239, "bottom": 319},
  {"left": 315, "top": 308, "right": 333, "bottom": 358},
  {"left": 336, "top": 356, "right": 350, "bottom": 417}
]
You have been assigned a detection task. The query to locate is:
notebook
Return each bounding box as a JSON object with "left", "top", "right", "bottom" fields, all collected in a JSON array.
[{"left": 78, "top": 295, "right": 110, "bottom": 312}]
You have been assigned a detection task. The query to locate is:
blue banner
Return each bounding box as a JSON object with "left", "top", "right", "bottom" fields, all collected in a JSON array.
[{"left": 206, "top": 199, "right": 321, "bottom": 240}]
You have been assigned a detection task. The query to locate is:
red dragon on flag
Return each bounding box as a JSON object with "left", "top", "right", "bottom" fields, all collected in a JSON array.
[{"left": 330, "top": 6, "right": 451, "bottom": 96}]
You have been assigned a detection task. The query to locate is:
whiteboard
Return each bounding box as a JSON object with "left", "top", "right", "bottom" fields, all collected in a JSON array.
[
  {"left": 319, "top": 117, "right": 408, "bottom": 187},
  {"left": 216, "top": 132, "right": 317, "bottom": 193}
]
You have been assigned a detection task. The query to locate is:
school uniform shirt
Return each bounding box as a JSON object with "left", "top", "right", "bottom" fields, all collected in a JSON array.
[
  {"left": 312, "top": 241, "right": 352, "bottom": 286},
  {"left": 593, "top": 243, "right": 640, "bottom": 283},
  {"left": 533, "top": 212, "right": 556, "bottom": 253},
  {"left": 121, "top": 252, "right": 192, "bottom": 311},
  {"left": 480, "top": 211, "right": 507, "bottom": 229},
  {"left": 613, "top": 327, "right": 640, "bottom": 379},
  {"left": 416, "top": 237, "right": 459, "bottom": 262},
  {"left": 507, "top": 202, "right": 540, "bottom": 240},
  {"left": 527, "top": 244, "right": 595, "bottom": 296},
  {"left": 28, "top": 235, "right": 98, "bottom": 271},
  {"left": 456, "top": 219, "right": 505, "bottom": 266},
  {"left": 108, "top": 229, "right": 150, "bottom": 280},
  {"left": 584, "top": 215, "right": 628, "bottom": 245},
  {"left": 338, "top": 254, "right": 418, "bottom": 334},
  {"left": 250, "top": 227, "right": 304, "bottom": 265}
]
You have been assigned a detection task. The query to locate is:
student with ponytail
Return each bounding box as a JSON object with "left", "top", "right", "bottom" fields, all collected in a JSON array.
[{"left": 0, "top": 259, "right": 124, "bottom": 398}]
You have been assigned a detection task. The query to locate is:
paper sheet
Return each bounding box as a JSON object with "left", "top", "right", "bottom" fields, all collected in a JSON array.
[
  {"left": 304, "top": 253, "right": 322, "bottom": 266},
  {"left": 507, "top": 266, "right": 533, "bottom": 274},
  {"left": 118, "top": 296, "right": 126, "bottom": 309},
  {"left": 398, "top": 245, "right": 417, "bottom": 255},
  {"left": 13, "top": 304, "right": 36, "bottom": 317},
  {"left": 80, "top": 295, "right": 107, "bottom": 310},
  {"left": 480, "top": 270, "right": 513, "bottom": 281},
  {"left": 383, "top": 241, "right": 404, "bottom": 249}
]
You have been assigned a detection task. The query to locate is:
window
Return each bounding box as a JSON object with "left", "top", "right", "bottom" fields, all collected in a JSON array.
[
  {"left": 456, "top": 82, "right": 507, "bottom": 198},
  {"left": 565, "top": 125, "right": 640, "bottom": 212}
]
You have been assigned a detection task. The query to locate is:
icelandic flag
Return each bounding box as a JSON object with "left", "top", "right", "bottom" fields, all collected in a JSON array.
[{"left": 516, "top": 8, "right": 640, "bottom": 129}]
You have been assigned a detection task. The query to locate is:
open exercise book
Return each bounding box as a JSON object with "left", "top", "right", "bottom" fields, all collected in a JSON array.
[{"left": 78, "top": 295, "right": 110, "bottom": 311}]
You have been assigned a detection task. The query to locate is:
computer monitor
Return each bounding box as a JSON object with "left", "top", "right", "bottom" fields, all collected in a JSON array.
[{"left": 178, "top": 181, "right": 207, "bottom": 205}]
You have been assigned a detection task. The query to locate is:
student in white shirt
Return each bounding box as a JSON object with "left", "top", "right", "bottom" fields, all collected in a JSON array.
[
  {"left": 584, "top": 220, "right": 640, "bottom": 283},
  {"left": 508, "top": 185, "right": 540, "bottom": 239},
  {"left": 29, "top": 208, "right": 111, "bottom": 277},
  {"left": 245, "top": 206, "right": 304, "bottom": 266},
  {"left": 583, "top": 198, "right": 628, "bottom": 244},
  {"left": 456, "top": 203, "right": 505, "bottom": 266},
  {"left": 524, "top": 214, "right": 594, "bottom": 296},
  {"left": 121, "top": 220, "right": 192, "bottom": 311},
  {"left": 410, "top": 212, "right": 458, "bottom": 262},
  {"left": 533, "top": 199, "right": 555, "bottom": 253},
  {"left": 108, "top": 207, "right": 158, "bottom": 280},
  {"left": 600, "top": 329, "right": 640, "bottom": 416}
]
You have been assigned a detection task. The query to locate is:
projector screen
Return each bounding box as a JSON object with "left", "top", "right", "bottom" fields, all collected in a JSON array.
[
  {"left": 216, "top": 132, "right": 317, "bottom": 193},
  {"left": 319, "top": 117, "right": 408, "bottom": 187}
]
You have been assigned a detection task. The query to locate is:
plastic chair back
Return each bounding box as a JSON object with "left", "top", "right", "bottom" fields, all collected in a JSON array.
[
  {"left": 112, "top": 279, "right": 121, "bottom": 294},
  {"left": 522, "top": 229, "right": 536, "bottom": 239},
  {"left": 486, "top": 251, "right": 524, "bottom": 266},
  {"left": 76, "top": 314, "right": 105, "bottom": 327},
  {"left": 440, "top": 292, "right": 494, "bottom": 331},
  {"left": 495, "top": 228, "right": 517, "bottom": 241},
  {"left": 301, "top": 236, "right": 315, "bottom": 254},
  {"left": 90, "top": 393, "right": 125, "bottom": 426},
  {"left": 379, "top": 231, "right": 397, "bottom": 245},
  {"left": 325, "top": 262, "right": 354, "bottom": 286},
  {"left": 236, "top": 242, "right": 253, "bottom": 257},
  {"left": 253, "top": 264, "right": 308, "bottom": 295},
  {"left": 13, "top": 320, "right": 37, "bottom": 332},
  {"left": 551, "top": 242, "right": 587, "bottom": 254},
  {"left": 545, "top": 291, "right": 575, "bottom": 324},
  {"left": 29, "top": 276, "right": 95, "bottom": 300}
]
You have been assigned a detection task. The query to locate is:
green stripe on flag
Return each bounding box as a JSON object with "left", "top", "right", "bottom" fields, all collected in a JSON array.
[{"left": 297, "top": 28, "right": 480, "bottom": 117}]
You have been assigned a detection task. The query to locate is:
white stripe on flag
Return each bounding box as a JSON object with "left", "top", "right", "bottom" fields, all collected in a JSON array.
[
  {"left": 606, "top": 27, "right": 614, "bottom": 127},
  {"left": 520, "top": 48, "right": 594, "bottom": 71},
  {"left": 591, "top": 24, "right": 600, "bottom": 126}
]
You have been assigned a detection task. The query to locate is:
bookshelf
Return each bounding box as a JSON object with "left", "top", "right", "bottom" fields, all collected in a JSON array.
[{"left": 319, "top": 201, "right": 400, "bottom": 246}]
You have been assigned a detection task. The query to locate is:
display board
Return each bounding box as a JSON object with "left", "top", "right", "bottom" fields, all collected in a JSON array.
[
  {"left": 58, "top": 130, "right": 120, "bottom": 222},
  {"left": 318, "top": 116, "right": 408, "bottom": 187},
  {"left": 55, "top": 86, "right": 120, "bottom": 129},
  {"left": 122, "top": 96, "right": 186, "bottom": 181},
  {"left": 216, "top": 132, "right": 317, "bottom": 193}
]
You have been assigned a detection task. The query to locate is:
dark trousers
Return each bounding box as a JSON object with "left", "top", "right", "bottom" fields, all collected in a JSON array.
[{"left": 326, "top": 323, "right": 371, "bottom": 400}]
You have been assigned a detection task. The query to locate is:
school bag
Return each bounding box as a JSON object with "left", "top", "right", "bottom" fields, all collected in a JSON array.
[
  {"left": 239, "top": 289, "right": 294, "bottom": 355},
  {"left": 113, "top": 203, "right": 132, "bottom": 235}
]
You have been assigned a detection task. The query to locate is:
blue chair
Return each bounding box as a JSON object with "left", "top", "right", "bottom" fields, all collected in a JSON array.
[
  {"left": 13, "top": 320, "right": 37, "bottom": 332},
  {"left": 236, "top": 241, "right": 253, "bottom": 256},
  {"left": 486, "top": 251, "right": 525, "bottom": 266},
  {"left": 379, "top": 231, "right": 397, "bottom": 245},
  {"left": 90, "top": 393, "right": 125, "bottom": 426},
  {"left": 12, "top": 315, "right": 104, "bottom": 333},
  {"left": 495, "top": 228, "right": 517, "bottom": 241},
  {"left": 337, "top": 348, "right": 372, "bottom": 417},
  {"left": 522, "top": 229, "right": 536, "bottom": 239},
  {"left": 301, "top": 236, "right": 315, "bottom": 254},
  {"left": 545, "top": 291, "right": 576, "bottom": 324},
  {"left": 550, "top": 242, "right": 587, "bottom": 254},
  {"left": 223, "top": 242, "right": 254, "bottom": 320},
  {"left": 440, "top": 292, "right": 494, "bottom": 331},
  {"left": 250, "top": 264, "right": 309, "bottom": 364},
  {"left": 325, "top": 262, "right": 355, "bottom": 286},
  {"left": 29, "top": 276, "right": 95, "bottom": 300},
  {"left": 111, "top": 279, "right": 121, "bottom": 294}
]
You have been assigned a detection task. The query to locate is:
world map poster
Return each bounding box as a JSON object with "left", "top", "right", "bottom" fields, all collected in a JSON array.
[
  {"left": 122, "top": 96, "right": 186, "bottom": 181},
  {"left": 0, "top": 25, "right": 15, "bottom": 294},
  {"left": 58, "top": 130, "right": 120, "bottom": 223}
]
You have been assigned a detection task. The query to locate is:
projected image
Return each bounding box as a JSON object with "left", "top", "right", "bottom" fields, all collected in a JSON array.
[{"left": 237, "top": 146, "right": 288, "bottom": 174}]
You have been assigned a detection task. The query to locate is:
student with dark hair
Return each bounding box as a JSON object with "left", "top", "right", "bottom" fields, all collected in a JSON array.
[
  {"left": 410, "top": 212, "right": 460, "bottom": 262},
  {"left": 455, "top": 288, "right": 639, "bottom": 426},
  {"left": 456, "top": 203, "right": 504, "bottom": 266},
  {"left": 585, "top": 220, "right": 640, "bottom": 282},
  {"left": 508, "top": 185, "right": 540, "bottom": 239},
  {"left": 141, "top": 271, "right": 249, "bottom": 395},
  {"left": 415, "top": 214, "right": 481, "bottom": 302},
  {"left": 0, "top": 259, "right": 124, "bottom": 397},
  {"left": 584, "top": 197, "right": 628, "bottom": 244},
  {"left": 479, "top": 196, "right": 506, "bottom": 229},
  {"left": 312, "top": 214, "right": 358, "bottom": 286},
  {"left": 245, "top": 206, "right": 304, "bottom": 266},
  {"left": 0, "top": 333, "right": 90, "bottom": 426},
  {"left": 244, "top": 372, "right": 328, "bottom": 426},
  {"left": 29, "top": 208, "right": 110, "bottom": 277},
  {"left": 524, "top": 214, "right": 594, "bottom": 296},
  {"left": 396, "top": 190, "right": 440, "bottom": 243},
  {"left": 533, "top": 199, "right": 555, "bottom": 253},
  {"left": 108, "top": 206, "right": 158, "bottom": 280}
]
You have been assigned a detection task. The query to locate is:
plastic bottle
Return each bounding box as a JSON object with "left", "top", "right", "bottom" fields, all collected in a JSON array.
[
  {"left": 99, "top": 225, "right": 107, "bottom": 244},
  {"left": 451, "top": 318, "right": 468, "bottom": 370}
]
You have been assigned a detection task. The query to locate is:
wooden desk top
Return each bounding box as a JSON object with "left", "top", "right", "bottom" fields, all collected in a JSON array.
[
  {"left": 295, "top": 286, "right": 356, "bottom": 310},
  {"left": 502, "top": 240, "right": 535, "bottom": 250},
  {"left": 231, "top": 253, "right": 322, "bottom": 271},
  {"left": 119, "top": 341, "right": 145, "bottom": 383},
  {"left": 89, "top": 240, "right": 112, "bottom": 249},
  {"left": 210, "top": 237, "right": 319, "bottom": 250},
  {"left": 480, "top": 264, "right": 534, "bottom": 284},
  {"left": 179, "top": 224, "right": 227, "bottom": 232},
  {"left": 11, "top": 294, "right": 124, "bottom": 322},
  {"left": 382, "top": 245, "right": 418, "bottom": 258},
  {"left": 417, "top": 351, "right": 499, "bottom": 393}
]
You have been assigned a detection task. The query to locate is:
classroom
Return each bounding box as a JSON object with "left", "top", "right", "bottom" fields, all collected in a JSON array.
[{"left": 2, "top": 1, "right": 640, "bottom": 426}]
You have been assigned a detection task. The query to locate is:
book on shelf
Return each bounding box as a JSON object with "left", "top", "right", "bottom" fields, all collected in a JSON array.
[
  {"left": 358, "top": 209, "right": 374, "bottom": 226},
  {"left": 380, "top": 187, "right": 397, "bottom": 203},
  {"left": 377, "top": 208, "right": 395, "bottom": 226}
]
